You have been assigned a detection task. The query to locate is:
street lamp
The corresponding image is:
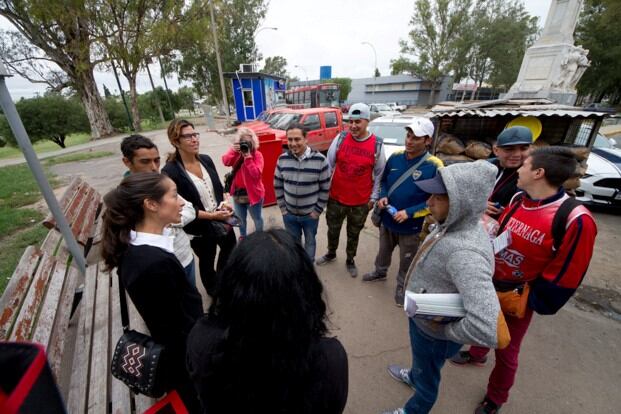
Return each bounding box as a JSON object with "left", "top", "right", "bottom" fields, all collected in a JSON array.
[
  {"left": 254, "top": 26, "right": 278, "bottom": 70},
  {"left": 208, "top": 0, "right": 230, "bottom": 124},
  {"left": 361, "top": 41, "right": 378, "bottom": 98},
  {"left": 294, "top": 65, "right": 308, "bottom": 84}
]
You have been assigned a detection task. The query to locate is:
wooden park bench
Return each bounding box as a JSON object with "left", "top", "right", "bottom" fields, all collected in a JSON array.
[{"left": 0, "top": 176, "right": 156, "bottom": 413}]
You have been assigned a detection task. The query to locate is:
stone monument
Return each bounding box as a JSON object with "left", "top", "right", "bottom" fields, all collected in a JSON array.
[{"left": 505, "top": 0, "right": 589, "bottom": 105}]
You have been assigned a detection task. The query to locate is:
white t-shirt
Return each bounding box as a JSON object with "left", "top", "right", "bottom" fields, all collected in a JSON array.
[{"left": 187, "top": 163, "right": 218, "bottom": 212}]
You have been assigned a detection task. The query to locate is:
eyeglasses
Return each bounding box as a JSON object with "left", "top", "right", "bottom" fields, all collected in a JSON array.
[{"left": 180, "top": 132, "right": 200, "bottom": 140}]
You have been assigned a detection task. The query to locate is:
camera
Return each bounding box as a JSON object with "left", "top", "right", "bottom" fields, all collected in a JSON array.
[{"left": 239, "top": 141, "right": 250, "bottom": 154}]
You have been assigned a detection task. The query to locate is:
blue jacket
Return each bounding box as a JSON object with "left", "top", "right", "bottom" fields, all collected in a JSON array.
[{"left": 379, "top": 151, "right": 443, "bottom": 234}]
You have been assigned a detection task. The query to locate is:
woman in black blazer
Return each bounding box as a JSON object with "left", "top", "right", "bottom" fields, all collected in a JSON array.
[{"left": 162, "top": 119, "right": 236, "bottom": 296}]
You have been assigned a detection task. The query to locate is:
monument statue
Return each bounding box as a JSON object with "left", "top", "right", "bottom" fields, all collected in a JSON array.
[{"left": 505, "top": 0, "right": 588, "bottom": 105}]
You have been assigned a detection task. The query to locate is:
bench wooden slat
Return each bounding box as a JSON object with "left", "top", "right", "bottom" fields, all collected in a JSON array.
[
  {"left": 40, "top": 230, "right": 62, "bottom": 256},
  {"left": 88, "top": 263, "right": 110, "bottom": 414},
  {"left": 47, "top": 266, "right": 79, "bottom": 378},
  {"left": 110, "top": 269, "right": 132, "bottom": 414},
  {"left": 74, "top": 191, "right": 101, "bottom": 245},
  {"left": 128, "top": 296, "right": 157, "bottom": 411},
  {"left": 44, "top": 179, "right": 88, "bottom": 231},
  {"left": 0, "top": 246, "right": 41, "bottom": 339},
  {"left": 67, "top": 264, "right": 98, "bottom": 414},
  {"left": 9, "top": 253, "right": 56, "bottom": 341},
  {"left": 31, "top": 260, "right": 68, "bottom": 348},
  {"left": 43, "top": 177, "right": 83, "bottom": 229}
]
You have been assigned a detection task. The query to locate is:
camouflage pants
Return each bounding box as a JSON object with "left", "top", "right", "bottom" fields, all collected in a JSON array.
[{"left": 325, "top": 198, "right": 370, "bottom": 260}]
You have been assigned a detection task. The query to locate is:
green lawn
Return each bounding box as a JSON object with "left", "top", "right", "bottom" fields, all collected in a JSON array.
[
  {"left": 0, "top": 226, "right": 49, "bottom": 294},
  {"left": 44, "top": 150, "right": 115, "bottom": 166},
  {"left": 0, "top": 133, "right": 91, "bottom": 160}
]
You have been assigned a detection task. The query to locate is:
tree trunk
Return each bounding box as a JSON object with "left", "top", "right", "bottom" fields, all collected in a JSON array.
[
  {"left": 128, "top": 77, "right": 142, "bottom": 132},
  {"left": 428, "top": 81, "right": 438, "bottom": 107},
  {"left": 75, "top": 68, "right": 114, "bottom": 139}
]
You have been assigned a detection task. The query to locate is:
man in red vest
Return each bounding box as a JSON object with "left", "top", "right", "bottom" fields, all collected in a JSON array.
[{"left": 316, "top": 103, "right": 386, "bottom": 277}]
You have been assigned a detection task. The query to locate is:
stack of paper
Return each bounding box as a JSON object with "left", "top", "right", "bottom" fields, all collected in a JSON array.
[{"left": 404, "top": 292, "right": 465, "bottom": 323}]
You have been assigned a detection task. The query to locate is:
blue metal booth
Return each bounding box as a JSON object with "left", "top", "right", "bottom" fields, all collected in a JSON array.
[{"left": 224, "top": 71, "right": 286, "bottom": 122}]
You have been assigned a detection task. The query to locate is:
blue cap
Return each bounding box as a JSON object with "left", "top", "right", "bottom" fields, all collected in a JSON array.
[
  {"left": 415, "top": 172, "right": 447, "bottom": 194},
  {"left": 496, "top": 126, "right": 533, "bottom": 147}
]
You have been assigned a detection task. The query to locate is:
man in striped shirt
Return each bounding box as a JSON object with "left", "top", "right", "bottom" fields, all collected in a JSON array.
[{"left": 274, "top": 123, "right": 331, "bottom": 262}]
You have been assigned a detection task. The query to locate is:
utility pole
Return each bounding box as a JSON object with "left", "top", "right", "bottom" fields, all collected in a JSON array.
[
  {"left": 145, "top": 60, "right": 166, "bottom": 123},
  {"left": 209, "top": 0, "right": 230, "bottom": 125},
  {"left": 158, "top": 56, "right": 175, "bottom": 118},
  {"left": 111, "top": 60, "right": 134, "bottom": 131}
]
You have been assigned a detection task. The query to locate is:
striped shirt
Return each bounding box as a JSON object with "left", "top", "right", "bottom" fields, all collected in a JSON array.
[{"left": 274, "top": 147, "right": 331, "bottom": 216}]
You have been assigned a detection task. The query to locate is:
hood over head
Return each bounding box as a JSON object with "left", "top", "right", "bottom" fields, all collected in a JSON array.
[{"left": 437, "top": 160, "right": 497, "bottom": 229}]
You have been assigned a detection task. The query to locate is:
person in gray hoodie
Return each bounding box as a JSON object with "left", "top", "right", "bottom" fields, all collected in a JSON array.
[{"left": 381, "top": 160, "right": 510, "bottom": 414}]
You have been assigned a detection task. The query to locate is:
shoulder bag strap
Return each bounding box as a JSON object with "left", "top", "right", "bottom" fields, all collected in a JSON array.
[
  {"left": 551, "top": 197, "right": 582, "bottom": 252},
  {"left": 386, "top": 153, "right": 431, "bottom": 198},
  {"left": 117, "top": 271, "right": 130, "bottom": 333},
  {"left": 497, "top": 193, "right": 524, "bottom": 234}
]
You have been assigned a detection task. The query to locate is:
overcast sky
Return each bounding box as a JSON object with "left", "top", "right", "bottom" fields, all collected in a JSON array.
[{"left": 1, "top": 0, "right": 552, "bottom": 99}]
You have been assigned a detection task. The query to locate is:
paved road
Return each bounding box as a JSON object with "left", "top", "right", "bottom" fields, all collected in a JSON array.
[{"left": 37, "top": 124, "right": 621, "bottom": 413}]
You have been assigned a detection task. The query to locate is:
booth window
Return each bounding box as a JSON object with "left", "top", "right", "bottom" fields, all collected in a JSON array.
[
  {"left": 303, "top": 114, "right": 321, "bottom": 131},
  {"left": 324, "top": 112, "right": 338, "bottom": 128},
  {"left": 243, "top": 90, "right": 254, "bottom": 106}
]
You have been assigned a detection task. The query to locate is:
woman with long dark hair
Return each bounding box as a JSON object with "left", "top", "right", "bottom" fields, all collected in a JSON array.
[
  {"left": 186, "top": 229, "right": 349, "bottom": 413},
  {"left": 101, "top": 172, "right": 203, "bottom": 412},
  {"left": 162, "top": 119, "right": 236, "bottom": 296}
]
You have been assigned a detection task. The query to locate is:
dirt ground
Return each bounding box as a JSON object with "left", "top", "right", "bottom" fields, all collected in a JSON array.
[{"left": 40, "top": 122, "right": 621, "bottom": 413}]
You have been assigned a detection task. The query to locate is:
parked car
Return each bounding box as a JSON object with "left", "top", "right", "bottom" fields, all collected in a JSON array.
[
  {"left": 243, "top": 107, "right": 346, "bottom": 152},
  {"left": 576, "top": 134, "right": 621, "bottom": 207},
  {"left": 369, "top": 103, "right": 401, "bottom": 119},
  {"left": 368, "top": 115, "right": 424, "bottom": 159},
  {"left": 386, "top": 102, "right": 407, "bottom": 112},
  {"left": 583, "top": 102, "right": 617, "bottom": 115}
]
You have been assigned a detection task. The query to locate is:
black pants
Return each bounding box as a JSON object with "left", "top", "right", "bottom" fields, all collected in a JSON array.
[{"left": 190, "top": 231, "right": 236, "bottom": 296}]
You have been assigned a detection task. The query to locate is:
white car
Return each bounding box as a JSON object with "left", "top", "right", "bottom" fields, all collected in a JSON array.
[
  {"left": 386, "top": 102, "right": 407, "bottom": 112},
  {"left": 369, "top": 103, "right": 401, "bottom": 119},
  {"left": 576, "top": 134, "right": 621, "bottom": 207},
  {"left": 368, "top": 115, "right": 422, "bottom": 159}
]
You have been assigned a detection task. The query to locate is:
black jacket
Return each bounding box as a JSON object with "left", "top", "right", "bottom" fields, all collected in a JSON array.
[
  {"left": 162, "top": 154, "right": 224, "bottom": 237},
  {"left": 488, "top": 158, "right": 520, "bottom": 218}
]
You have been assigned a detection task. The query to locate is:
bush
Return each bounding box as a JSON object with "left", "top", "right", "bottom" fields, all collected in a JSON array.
[{"left": 0, "top": 94, "right": 90, "bottom": 148}]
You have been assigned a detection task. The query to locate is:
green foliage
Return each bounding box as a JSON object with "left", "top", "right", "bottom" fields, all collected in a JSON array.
[
  {"left": 576, "top": 0, "right": 621, "bottom": 102},
  {"left": 173, "top": 0, "right": 268, "bottom": 103},
  {"left": 329, "top": 78, "right": 352, "bottom": 102},
  {"left": 261, "top": 56, "right": 288, "bottom": 78},
  {"left": 174, "top": 86, "right": 196, "bottom": 112},
  {"left": 104, "top": 97, "right": 132, "bottom": 131},
  {"left": 103, "top": 84, "right": 113, "bottom": 98},
  {"left": 139, "top": 87, "right": 175, "bottom": 121},
  {"left": 0, "top": 95, "right": 90, "bottom": 148},
  {"left": 374, "top": 68, "right": 381, "bottom": 77}
]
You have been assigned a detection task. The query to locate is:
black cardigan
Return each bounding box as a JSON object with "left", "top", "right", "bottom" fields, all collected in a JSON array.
[{"left": 162, "top": 154, "right": 224, "bottom": 237}]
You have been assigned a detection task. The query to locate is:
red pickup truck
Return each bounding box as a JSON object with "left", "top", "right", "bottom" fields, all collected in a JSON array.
[{"left": 243, "top": 107, "right": 347, "bottom": 152}]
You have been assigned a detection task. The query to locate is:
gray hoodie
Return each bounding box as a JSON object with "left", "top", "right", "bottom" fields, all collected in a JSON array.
[{"left": 406, "top": 160, "right": 503, "bottom": 348}]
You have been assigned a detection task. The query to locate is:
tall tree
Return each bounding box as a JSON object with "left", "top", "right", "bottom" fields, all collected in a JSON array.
[
  {"left": 172, "top": 0, "right": 268, "bottom": 105},
  {"left": 92, "top": 0, "right": 185, "bottom": 131},
  {"left": 576, "top": 0, "right": 621, "bottom": 103},
  {"left": 261, "top": 56, "right": 288, "bottom": 78},
  {"left": 329, "top": 77, "right": 352, "bottom": 103},
  {"left": 0, "top": 1, "right": 114, "bottom": 138},
  {"left": 391, "top": 0, "right": 472, "bottom": 105}
]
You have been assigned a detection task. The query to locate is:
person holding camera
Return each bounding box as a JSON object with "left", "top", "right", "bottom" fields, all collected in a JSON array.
[{"left": 222, "top": 127, "right": 265, "bottom": 240}]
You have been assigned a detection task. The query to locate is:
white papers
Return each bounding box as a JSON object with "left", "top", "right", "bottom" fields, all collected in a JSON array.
[
  {"left": 493, "top": 229, "right": 512, "bottom": 254},
  {"left": 404, "top": 292, "right": 466, "bottom": 322}
]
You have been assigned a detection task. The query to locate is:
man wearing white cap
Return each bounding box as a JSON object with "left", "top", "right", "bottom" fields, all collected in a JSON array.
[
  {"left": 362, "top": 118, "right": 443, "bottom": 305},
  {"left": 316, "top": 103, "right": 386, "bottom": 277}
]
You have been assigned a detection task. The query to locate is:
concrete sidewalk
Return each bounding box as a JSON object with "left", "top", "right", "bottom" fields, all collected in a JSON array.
[{"left": 42, "top": 124, "right": 621, "bottom": 413}]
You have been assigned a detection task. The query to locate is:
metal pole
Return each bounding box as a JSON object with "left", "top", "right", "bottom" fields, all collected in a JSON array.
[
  {"left": 209, "top": 0, "right": 230, "bottom": 125},
  {"left": 145, "top": 61, "right": 166, "bottom": 123},
  {"left": 158, "top": 56, "right": 175, "bottom": 117},
  {"left": 111, "top": 60, "right": 134, "bottom": 131},
  {"left": 0, "top": 75, "right": 87, "bottom": 275},
  {"left": 362, "top": 42, "right": 377, "bottom": 98}
]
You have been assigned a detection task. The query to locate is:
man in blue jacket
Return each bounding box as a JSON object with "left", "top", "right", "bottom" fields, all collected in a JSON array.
[{"left": 362, "top": 118, "right": 443, "bottom": 306}]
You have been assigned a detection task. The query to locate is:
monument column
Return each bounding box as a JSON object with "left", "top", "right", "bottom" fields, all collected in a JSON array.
[{"left": 505, "top": 0, "right": 589, "bottom": 105}]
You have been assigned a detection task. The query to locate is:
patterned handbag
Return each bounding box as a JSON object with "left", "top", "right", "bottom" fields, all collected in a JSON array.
[{"left": 111, "top": 273, "right": 167, "bottom": 398}]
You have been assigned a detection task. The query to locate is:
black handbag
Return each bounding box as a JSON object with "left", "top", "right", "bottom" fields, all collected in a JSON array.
[{"left": 111, "top": 274, "right": 167, "bottom": 398}]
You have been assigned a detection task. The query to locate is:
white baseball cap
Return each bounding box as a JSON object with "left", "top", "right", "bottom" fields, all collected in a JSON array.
[
  {"left": 405, "top": 117, "right": 435, "bottom": 138},
  {"left": 348, "top": 103, "right": 371, "bottom": 120}
]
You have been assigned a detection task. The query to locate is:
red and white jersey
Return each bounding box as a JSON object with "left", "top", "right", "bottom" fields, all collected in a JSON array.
[{"left": 495, "top": 192, "right": 597, "bottom": 289}]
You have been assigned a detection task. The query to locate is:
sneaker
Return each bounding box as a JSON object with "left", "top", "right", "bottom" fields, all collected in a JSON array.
[
  {"left": 315, "top": 253, "right": 336, "bottom": 266},
  {"left": 380, "top": 409, "right": 405, "bottom": 414},
  {"left": 450, "top": 350, "right": 487, "bottom": 367},
  {"left": 387, "top": 364, "right": 415, "bottom": 390},
  {"left": 346, "top": 259, "right": 358, "bottom": 278},
  {"left": 362, "top": 271, "right": 387, "bottom": 282},
  {"left": 474, "top": 397, "right": 502, "bottom": 414}
]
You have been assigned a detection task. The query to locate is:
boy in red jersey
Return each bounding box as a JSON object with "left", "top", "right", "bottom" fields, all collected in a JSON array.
[{"left": 451, "top": 146, "right": 597, "bottom": 414}]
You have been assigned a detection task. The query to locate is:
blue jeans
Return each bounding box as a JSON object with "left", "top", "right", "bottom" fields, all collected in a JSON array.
[
  {"left": 234, "top": 199, "right": 264, "bottom": 237},
  {"left": 183, "top": 259, "right": 196, "bottom": 287},
  {"left": 404, "top": 319, "right": 462, "bottom": 414},
  {"left": 283, "top": 213, "right": 319, "bottom": 262}
]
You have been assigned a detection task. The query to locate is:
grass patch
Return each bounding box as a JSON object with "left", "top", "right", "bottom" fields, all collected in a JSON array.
[
  {"left": 0, "top": 163, "right": 58, "bottom": 208},
  {"left": 44, "top": 150, "right": 115, "bottom": 166},
  {"left": 0, "top": 133, "right": 91, "bottom": 160},
  {"left": 0, "top": 207, "right": 44, "bottom": 235},
  {"left": 0, "top": 225, "right": 49, "bottom": 294}
]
